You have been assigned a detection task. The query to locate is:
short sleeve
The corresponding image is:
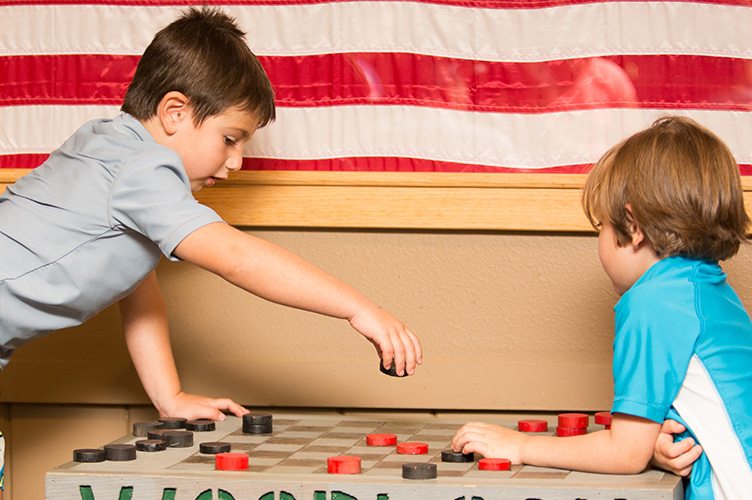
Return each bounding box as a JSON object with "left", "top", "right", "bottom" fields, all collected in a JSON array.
[
  {"left": 611, "top": 288, "right": 699, "bottom": 423},
  {"left": 109, "top": 150, "right": 223, "bottom": 260}
]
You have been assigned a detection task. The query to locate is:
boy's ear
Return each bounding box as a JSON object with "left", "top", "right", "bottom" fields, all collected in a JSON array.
[
  {"left": 624, "top": 203, "right": 646, "bottom": 248},
  {"left": 157, "top": 91, "right": 191, "bottom": 135}
]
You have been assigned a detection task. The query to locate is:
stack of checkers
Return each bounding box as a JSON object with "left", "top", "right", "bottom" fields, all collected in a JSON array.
[
  {"left": 517, "top": 419, "right": 549, "bottom": 433},
  {"left": 595, "top": 411, "right": 613, "bottom": 429},
  {"left": 72, "top": 413, "right": 273, "bottom": 464},
  {"left": 243, "top": 412, "right": 273, "bottom": 434},
  {"left": 556, "top": 413, "right": 589, "bottom": 437},
  {"left": 144, "top": 417, "right": 196, "bottom": 448}
]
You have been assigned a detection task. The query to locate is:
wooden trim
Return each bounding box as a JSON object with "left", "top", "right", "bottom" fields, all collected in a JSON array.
[{"left": 4, "top": 169, "right": 752, "bottom": 231}]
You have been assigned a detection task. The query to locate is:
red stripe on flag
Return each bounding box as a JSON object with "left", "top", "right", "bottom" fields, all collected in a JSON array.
[
  {"left": 2, "top": 54, "right": 751, "bottom": 112},
  {"left": 242, "top": 157, "right": 596, "bottom": 173},
  {"left": 0, "top": 154, "right": 51, "bottom": 169},
  {"left": 0, "top": 55, "right": 135, "bottom": 106},
  {"left": 4, "top": 154, "right": 752, "bottom": 175}
]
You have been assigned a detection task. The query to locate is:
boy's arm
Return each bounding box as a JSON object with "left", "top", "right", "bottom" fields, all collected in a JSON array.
[
  {"left": 452, "top": 413, "right": 661, "bottom": 474},
  {"left": 173, "top": 222, "right": 422, "bottom": 375},
  {"left": 651, "top": 419, "right": 703, "bottom": 477},
  {"left": 120, "top": 271, "right": 248, "bottom": 420}
]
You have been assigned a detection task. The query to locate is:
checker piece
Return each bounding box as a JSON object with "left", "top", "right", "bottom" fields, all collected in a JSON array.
[
  {"left": 441, "top": 449, "right": 474, "bottom": 463},
  {"left": 200, "top": 442, "right": 232, "bottom": 454},
  {"left": 104, "top": 444, "right": 137, "bottom": 461},
  {"left": 402, "top": 463, "right": 437, "bottom": 480},
  {"left": 396, "top": 442, "right": 428, "bottom": 454},
  {"left": 73, "top": 448, "right": 105, "bottom": 463},
  {"left": 366, "top": 433, "right": 398, "bottom": 446},
  {"left": 478, "top": 458, "right": 511, "bottom": 471},
  {"left": 215, "top": 452, "right": 248, "bottom": 471},
  {"left": 327, "top": 455, "right": 361, "bottom": 474},
  {"left": 135, "top": 439, "right": 166, "bottom": 452}
]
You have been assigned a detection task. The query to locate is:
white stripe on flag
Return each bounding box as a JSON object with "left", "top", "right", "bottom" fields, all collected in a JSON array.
[
  {"left": 2, "top": 2, "right": 751, "bottom": 61},
  {"left": 4, "top": 105, "right": 752, "bottom": 169},
  {"left": 0, "top": 105, "right": 120, "bottom": 154}
]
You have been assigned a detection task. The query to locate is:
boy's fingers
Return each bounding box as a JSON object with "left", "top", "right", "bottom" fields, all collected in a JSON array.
[
  {"left": 668, "top": 444, "right": 702, "bottom": 474},
  {"left": 209, "top": 398, "right": 248, "bottom": 418},
  {"left": 407, "top": 329, "right": 423, "bottom": 364},
  {"left": 677, "top": 437, "right": 696, "bottom": 455},
  {"left": 390, "top": 330, "right": 407, "bottom": 376},
  {"left": 193, "top": 407, "right": 224, "bottom": 421},
  {"left": 380, "top": 343, "right": 395, "bottom": 370},
  {"left": 676, "top": 465, "right": 693, "bottom": 477},
  {"left": 665, "top": 437, "right": 694, "bottom": 458},
  {"left": 679, "top": 445, "right": 703, "bottom": 466},
  {"left": 400, "top": 330, "right": 417, "bottom": 375},
  {"left": 451, "top": 424, "right": 473, "bottom": 450},
  {"left": 453, "top": 428, "right": 485, "bottom": 451},
  {"left": 379, "top": 324, "right": 397, "bottom": 367},
  {"left": 660, "top": 419, "right": 686, "bottom": 434},
  {"left": 459, "top": 437, "right": 493, "bottom": 458}
]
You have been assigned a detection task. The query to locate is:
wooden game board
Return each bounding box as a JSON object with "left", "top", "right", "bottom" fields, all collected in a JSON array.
[{"left": 46, "top": 412, "right": 684, "bottom": 499}]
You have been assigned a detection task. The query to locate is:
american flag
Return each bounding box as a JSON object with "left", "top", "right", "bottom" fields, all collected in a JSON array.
[{"left": 1, "top": 0, "right": 751, "bottom": 174}]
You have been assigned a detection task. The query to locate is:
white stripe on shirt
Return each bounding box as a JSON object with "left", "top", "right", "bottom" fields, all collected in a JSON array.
[{"left": 673, "top": 355, "right": 752, "bottom": 500}]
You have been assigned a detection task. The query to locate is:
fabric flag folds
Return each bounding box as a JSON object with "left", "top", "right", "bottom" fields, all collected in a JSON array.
[{"left": 1, "top": 0, "right": 751, "bottom": 173}]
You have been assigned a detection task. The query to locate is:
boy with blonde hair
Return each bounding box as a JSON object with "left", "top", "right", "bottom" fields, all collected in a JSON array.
[
  {"left": 0, "top": 8, "right": 422, "bottom": 493},
  {"left": 453, "top": 116, "right": 752, "bottom": 499}
]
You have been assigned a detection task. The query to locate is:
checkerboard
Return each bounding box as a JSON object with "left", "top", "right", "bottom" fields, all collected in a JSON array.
[{"left": 47, "top": 412, "right": 683, "bottom": 499}]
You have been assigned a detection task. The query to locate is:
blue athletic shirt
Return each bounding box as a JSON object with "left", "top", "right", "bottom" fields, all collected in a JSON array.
[{"left": 612, "top": 256, "right": 752, "bottom": 499}]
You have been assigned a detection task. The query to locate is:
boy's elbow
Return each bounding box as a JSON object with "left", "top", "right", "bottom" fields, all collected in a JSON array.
[
  {"left": 614, "top": 446, "right": 653, "bottom": 474},
  {"left": 620, "top": 457, "right": 651, "bottom": 475}
]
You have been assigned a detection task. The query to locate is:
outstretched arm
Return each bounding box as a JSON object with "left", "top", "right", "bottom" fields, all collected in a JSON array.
[
  {"left": 452, "top": 413, "right": 661, "bottom": 474},
  {"left": 120, "top": 271, "right": 248, "bottom": 420},
  {"left": 173, "top": 222, "right": 423, "bottom": 375}
]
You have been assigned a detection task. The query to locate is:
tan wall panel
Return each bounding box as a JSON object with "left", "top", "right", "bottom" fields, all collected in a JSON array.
[
  {"left": 6, "top": 405, "right": 129, "bottom": 500},
  {"left": 1, "top": 231, "right": 752, "bottom": 412}
]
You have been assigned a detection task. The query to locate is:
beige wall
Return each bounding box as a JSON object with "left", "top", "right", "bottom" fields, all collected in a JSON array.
[
  {"left": 2, "top": 230, "right": 752, "bottom": 498},
  {"left": 1, "top": 230, "right": 622, "bottom": 410},
  {"left": 0, "top": 404, "right": 146, "bottom": 500}
]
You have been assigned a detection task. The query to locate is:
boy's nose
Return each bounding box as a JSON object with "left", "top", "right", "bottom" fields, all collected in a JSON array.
[{"left": 226, "top": 153, "right": 242, "bottom": 171}]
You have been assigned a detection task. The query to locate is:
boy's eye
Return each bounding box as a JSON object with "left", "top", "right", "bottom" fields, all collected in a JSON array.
[{"left": 224, "top": 136, "right": 237, "bottom": 146}]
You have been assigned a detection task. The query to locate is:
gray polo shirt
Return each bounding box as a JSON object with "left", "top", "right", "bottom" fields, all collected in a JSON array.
[{"left": 0, "top": 113, "right": 222, "bottom": 366}]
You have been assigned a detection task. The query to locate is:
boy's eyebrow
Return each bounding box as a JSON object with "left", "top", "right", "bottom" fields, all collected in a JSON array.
[{"left": 229, "top": 128, "right": 251, "bottom": 140}]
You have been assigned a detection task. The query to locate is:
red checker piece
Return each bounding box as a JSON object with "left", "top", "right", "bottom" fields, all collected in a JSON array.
[
  {"left": 478, "top": 458, "right": 512, "bottom": 471},
  {"left": 327, "top": 455, "right": 362, "bottom": 474},
  {"left": 215, "top": 452, "right": 249, "bottom": 471},
  {"left": 556, "top": 426, "right": 588, "bottom": 437},
  {"left": 595, "top": 411, "right": 613, "bottom": 426},
  {"left": 518, "top": 419, "right": 549, "bottom": 432},
  {"left": 366, "top": 433, "right": 398, "bottom": 446},
  {"left": 558, "top": 412, "right": 589, "bottom": 428},
  {"left": 396, "top": 442, "right": 429, "bottom": 455}
]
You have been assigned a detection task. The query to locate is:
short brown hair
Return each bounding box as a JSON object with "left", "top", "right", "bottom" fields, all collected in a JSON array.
[
  {"left": 582, "top": 116, "right": 748, "bottom": 261},
  {"left": 122, "top": 7, "right": 275, "bottom": 127}
]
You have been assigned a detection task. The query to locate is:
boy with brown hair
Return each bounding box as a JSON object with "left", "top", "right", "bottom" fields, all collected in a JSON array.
[
  {"left": 0, "top": 7, "right": 422, "bottom": 493},
  {"left": 452, "top": 116, "right": 752, "bottom": 499}
]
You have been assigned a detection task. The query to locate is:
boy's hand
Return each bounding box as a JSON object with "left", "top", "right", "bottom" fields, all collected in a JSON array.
[
  {"left": 158, "top": 392, "right": 249, "bottom": 421},
  {"left": 349, "top": 304, "right": 423, "bottom": 376},
  {"left": 651, "top": 419, "right": 702, "bottom": 477},
  {"left": 452, "top": 422, "right": 528, "bottom": 463}
]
